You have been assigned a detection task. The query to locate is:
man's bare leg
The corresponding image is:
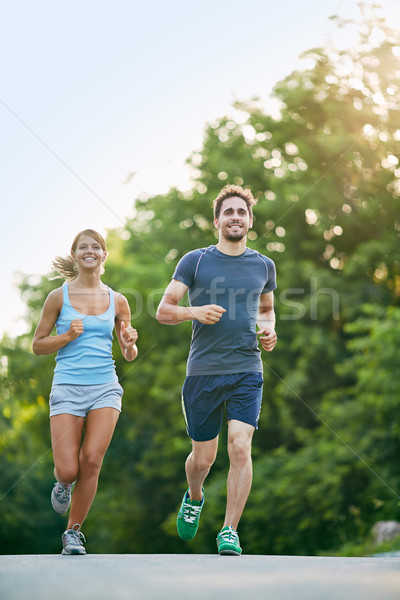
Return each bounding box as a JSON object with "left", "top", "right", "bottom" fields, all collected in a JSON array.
[
  {"left": 223, "top": 419, "right": 255, "bottom": 530},
  {"left": 185, "top": 436, "right": 219, "bottom": 501}
]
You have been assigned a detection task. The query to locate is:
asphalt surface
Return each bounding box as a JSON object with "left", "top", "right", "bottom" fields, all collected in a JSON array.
[{"left": 1, "top": 554, "right": 400, "bottom": 600}]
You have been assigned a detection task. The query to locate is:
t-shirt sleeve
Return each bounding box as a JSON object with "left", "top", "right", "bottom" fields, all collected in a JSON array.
[
  {"left": 172, "top": 250, "right": 200, "bottom": 287},
  {"left": 262, "top": 257, "right": 277, "bottom": 293}
]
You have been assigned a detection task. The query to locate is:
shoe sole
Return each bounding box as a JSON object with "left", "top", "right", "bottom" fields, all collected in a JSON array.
[
  {"left": 218, "top": 549, "right": 241, "bottom": 556},
  {"left": 61, "top": 549, "right": 86, "bottom": 555},
  {"left": 177, "top": 531, "right": 197, "bottom": 541}
]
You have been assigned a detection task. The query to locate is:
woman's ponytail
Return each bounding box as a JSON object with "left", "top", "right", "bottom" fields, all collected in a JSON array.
[{"left": 51, "top": 255, "right": 79, "bottom": 281}]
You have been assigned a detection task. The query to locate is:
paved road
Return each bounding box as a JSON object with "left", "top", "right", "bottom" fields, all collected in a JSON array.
[{"left": 1, "top": 554, "right": 400, "bottom": 600}]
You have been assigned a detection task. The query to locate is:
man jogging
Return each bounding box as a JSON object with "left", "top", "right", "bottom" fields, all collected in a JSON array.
[{"left": 156, "top": 184, "right": 277, "bottom": 555}]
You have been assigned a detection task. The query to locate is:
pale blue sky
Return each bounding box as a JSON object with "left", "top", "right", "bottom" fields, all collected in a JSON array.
[{"left": 1, "top": 0, "right": 398, "bottom": 336}]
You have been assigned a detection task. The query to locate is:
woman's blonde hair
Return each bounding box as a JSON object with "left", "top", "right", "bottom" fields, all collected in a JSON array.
[{"left": 51, "top": 229, "right": 107, "bottom": 281}]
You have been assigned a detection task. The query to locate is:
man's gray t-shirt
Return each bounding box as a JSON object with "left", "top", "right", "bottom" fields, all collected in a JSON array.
[{"left": 172, "top": 245, "right": 276, "bottom": 376}]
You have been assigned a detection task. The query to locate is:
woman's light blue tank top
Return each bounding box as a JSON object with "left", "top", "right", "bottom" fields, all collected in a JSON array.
[{"left": 53, "top": 283, "right": 118, "bottom": 385}]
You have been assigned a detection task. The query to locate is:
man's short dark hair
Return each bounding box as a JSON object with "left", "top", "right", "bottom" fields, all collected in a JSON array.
[{"left": 213, "top": 184, "right": 257, "bottom": 219}]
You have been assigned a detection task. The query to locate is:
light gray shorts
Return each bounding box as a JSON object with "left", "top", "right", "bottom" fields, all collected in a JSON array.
[{"left": 49, "top": 382, "right": 123, "bottom": 417}]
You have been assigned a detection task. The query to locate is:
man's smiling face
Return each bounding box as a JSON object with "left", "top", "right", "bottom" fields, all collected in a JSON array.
[{"left": 214, "top": 196, "right": 252, "bottom": 242}]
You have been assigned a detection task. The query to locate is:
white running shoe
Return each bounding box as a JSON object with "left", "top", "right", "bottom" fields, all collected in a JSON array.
[
  {"left": 51, "top": 481, "right": 74, "bottom": 514},
  {"left": 61, "top": 524, "right": 86, "bottom": 555}
]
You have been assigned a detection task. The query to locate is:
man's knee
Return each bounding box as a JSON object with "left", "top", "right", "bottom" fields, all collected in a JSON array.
[
  {"left": 190, "top": 441, "right": 218, "bottom": 471},
  {"left": 228, "top": 433, "right": 252, "bottom": 465},
  {"left": 197, "top": 456, "right": 216, "bottom": 472}
]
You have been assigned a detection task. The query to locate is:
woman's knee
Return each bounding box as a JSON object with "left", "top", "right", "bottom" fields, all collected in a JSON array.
[
  {"left": 55, "top": 464, "right": 79, "bottom": 484},
  {"left": 79, "top": 449, "right": 103, "bottom": 474}
]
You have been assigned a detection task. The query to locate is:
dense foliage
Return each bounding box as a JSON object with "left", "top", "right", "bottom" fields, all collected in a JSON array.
[{"left": 1, "top": 7, "right": 399, "bottom": 554}]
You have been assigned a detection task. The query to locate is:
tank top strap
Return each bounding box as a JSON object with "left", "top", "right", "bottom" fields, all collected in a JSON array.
[
  {"left": 62, "top": 282, "right": 71, "bottom": 306},
  {"left": 107, "top": 286, "right": 116, "bottom": 316}
]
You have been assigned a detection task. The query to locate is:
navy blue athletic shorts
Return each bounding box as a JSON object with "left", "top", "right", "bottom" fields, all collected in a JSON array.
[{"left": 181, "top": 372, "right": 263, "bottom": 442}]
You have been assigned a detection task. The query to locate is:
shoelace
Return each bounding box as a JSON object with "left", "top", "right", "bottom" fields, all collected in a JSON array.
[
  {"left": 65, "top": 524, "right": 86, "bottom": 545},
  {"left": 54, "top": 482, "right": 72, "bottom": 502},
  {"left": 219, "top": 527, "right": 238, "bottom": 542},
  {"left": 182, "top": 502, "right": 202, "bottom": 524}
]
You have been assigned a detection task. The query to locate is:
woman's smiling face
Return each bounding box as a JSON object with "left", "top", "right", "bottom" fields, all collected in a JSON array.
[{"left": 72, "top": 234, "right": 106, "bottom": 270}]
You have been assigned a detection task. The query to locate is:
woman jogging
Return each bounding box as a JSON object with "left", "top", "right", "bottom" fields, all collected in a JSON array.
[{"left": 32, "top": 229, "right": 138, "bottom": 555}]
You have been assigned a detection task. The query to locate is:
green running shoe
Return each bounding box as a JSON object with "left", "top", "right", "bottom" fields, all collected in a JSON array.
[
  {"left": 216, "top": 526, "right": 242, "bottom": 555},
  {"left": 176, "top": 488, "right": 204, "bottom": 541}
]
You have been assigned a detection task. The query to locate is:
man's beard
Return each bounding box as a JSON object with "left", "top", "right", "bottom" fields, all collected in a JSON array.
[{"left": 222, "top": 224, "right": 248, "bottom": 242}]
